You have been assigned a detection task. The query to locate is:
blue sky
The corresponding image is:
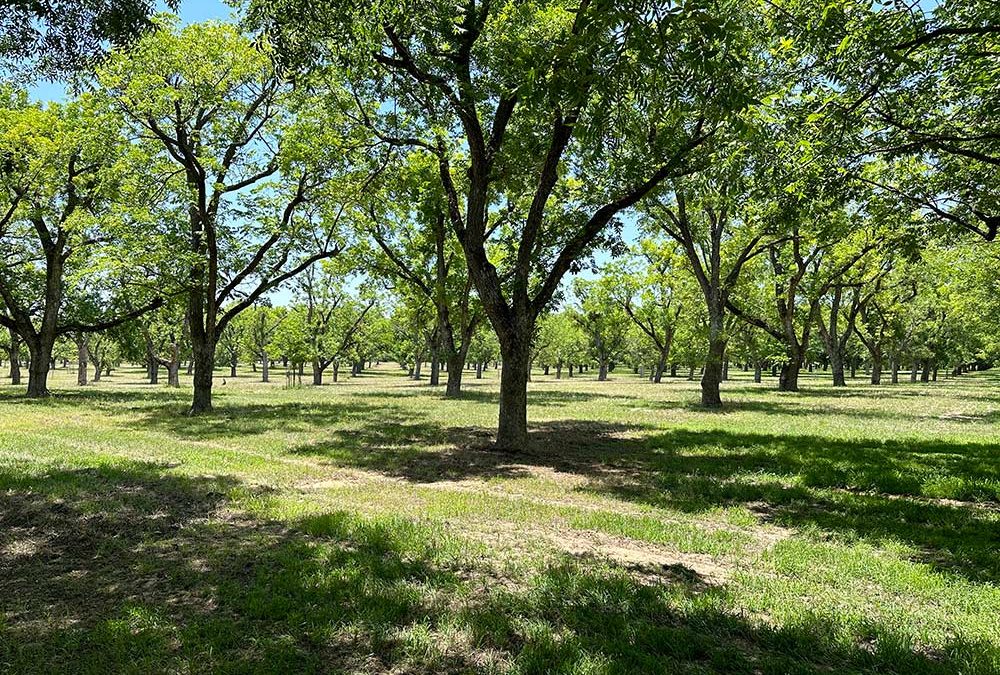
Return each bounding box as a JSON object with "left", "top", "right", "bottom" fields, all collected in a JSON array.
[{"left": 28, "top": 0, "right": 234, "bottom": 102}]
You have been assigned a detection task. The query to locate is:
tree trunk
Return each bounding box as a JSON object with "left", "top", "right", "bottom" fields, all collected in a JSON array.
[
  {"left": 312, "top": 358, "right": 324, "bottom": 385},
  {"left": 476, "top": 361, "right": 483, "bottom": 379},
  {"left": 830, "top": 351, "right": 846, "bottom": 387},
  {"left": 921, "top": 360, "right": 931, "bottom": 382},
  {"left": 92, "top": 360, "right": 102, "bottom": 383},
  {"left": 149, "top": 357, "right": 160, "bottom": 385},
  {"left": 332, "top": 361, "right": 340, "bottom": 383},
  {"left": 870, "top": 350, "right": 882, "bottom": 385},
  {"left": 653, "top": 352, "right": 667, "bottom": 384},
  {"left": 76, "top": 334, "right": 89, "bottom": 386},
  {"left": 496, "top": 337, "right": 530, "bottom": 451},
  {"left": 190, "top": 338, "right": 215, "bottom": 414},
  {"left": 261, "top": 353, "right": 270, "bottom": 383},
  {"left": 597, "top": 359, "right": 609, "bottom": 381},
  {"left": 412, "top": 358, "right": 423, "bottom": 380},
  {"left": 555, "top": 361, "right": 563, "bottom": 379},
  {"left": 890, "top": 358, "right": 899, "bottom": 384},
  {"left": 7, "top": 330, "right": 21, "bottom": 385},
  {"left": 230, "top": 358, "right": 237, "bottom": 378},
  {"left": 779, "top": 357, "right": 801, "bottom": 392},
  {"left": 444, "top": 346, "right": 467, "bottom": 397},
  {"left": 701, "top": 338, "right": 725, "bottom": 406},
  {"left": 753, "top": 362, "right": 762, "bottom": 383},
  {"left": 25, "top": 339, "right": 53, "bottom": 397}
]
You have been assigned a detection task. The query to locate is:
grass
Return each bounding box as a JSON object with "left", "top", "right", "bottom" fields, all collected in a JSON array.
[{"left": 1, "top": 363, "right": 998, "bottom": 673}]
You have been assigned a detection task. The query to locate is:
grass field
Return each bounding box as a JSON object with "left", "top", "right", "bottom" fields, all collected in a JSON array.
[{"left": 1, "top": 364, "right": 999, "bottom": 674}]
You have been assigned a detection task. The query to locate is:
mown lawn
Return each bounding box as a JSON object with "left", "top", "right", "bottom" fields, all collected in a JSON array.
[{"left": 1, "top": 364, "right": 998, "bottom": 674}]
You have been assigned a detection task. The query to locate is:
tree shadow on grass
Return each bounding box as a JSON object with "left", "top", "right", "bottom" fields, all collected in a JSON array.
[
  {"left": 289, "top": 418, "right": 1000, "bottom": 586},
  {"left": 0, "top": 459, "right": 994, "bottom": 674}
]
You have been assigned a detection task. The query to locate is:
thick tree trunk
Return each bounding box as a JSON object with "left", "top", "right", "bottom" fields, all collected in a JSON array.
[
  {"left": 921, "top": 360, "right": 931, "bottom": 382},
  {"left": 870, "top": 351, "right": 883, "bottom": 385},
  {"left": 92, "top": 361, "right": 102, "bottom": 383},
  {"left": 555, "top": 361, "right": 562, "bottom": 379},
  {"left": 412, "top": 358, "right": 423, "bottom": 380},
  {"left": 312, "top": 358, "right": 324, "bottom": 386},
  {"left": 910, "top": 363, "right": 919, "bottom": 383},
  {"left": 830, "top": 351, "right": 846, "bottom": 387},
  {"left": 779, "top": 357, "right": 801, "bottom": 392},
  {"left": 444, "top": 346, "right": 467, "bottom": 397},
  {"left": 753, "top": 362, "right": 762, "bottom": 383},
  {"left": 597, "top": 359, "right": 609, "bottom": 381},
  {"left": 190, "top": 339, "right": 215, "bottom": 414},
  {"left": 496, "top": 337, "right": 530, "bottom": 452},
  {"left": 701, "top": 338, "right": 725, "bottom": 406}
]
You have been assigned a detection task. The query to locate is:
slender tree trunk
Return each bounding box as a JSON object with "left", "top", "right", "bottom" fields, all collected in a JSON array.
[
  {"left": 753, "top": 362, "right": 762, "bottom": 383},
  {"left": 921, "top": 360, "right": 931, "bottom": 382},
  {"left": 7, "top": 329, "right": 21, "bottom": 385},
  {"left": 910, "top": 362, "right": 919, "bottom": 383},
  {"left": 92, "top": 359, "right": 102, "bottom": 383},
  {"left": 476, "top": 361, "right": 483, "bottom": 379},
  {"left": 496, "top": 336, "right": 530, "bottom": 451},
  {"left": 230, "top": 357, "right": 237, "bottom": 378},
  {"left": 333, "top": 361, "right": 340, "bottom": 383},
  {"left": 890, "top": 358, "right": 899, "bottom": 384},
  {"left": 76, "top": 334, "right": 89, "bottom": 386},
  {"left": 654, "top": 352, "right": 667, "bottom": 384},
  {"left": 555, "top": 361, "right": 563, "bottom": 379},
  {"left": 412, "top": 358, "right": 423, "bottom": 380},
  {"left": 261, "top": 352, "right": 270, "bottom": 383}
]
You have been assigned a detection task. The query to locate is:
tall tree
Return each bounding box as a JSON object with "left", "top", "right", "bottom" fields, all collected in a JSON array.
[
  {"left": 0, "top": 91, "right": 165, "bottom": 396},
  {"left": 98, "top": 21, "right": 370, "bottom": 412},
  {"left": 250, "top": 0, "right": 763, "bottom": 448}
]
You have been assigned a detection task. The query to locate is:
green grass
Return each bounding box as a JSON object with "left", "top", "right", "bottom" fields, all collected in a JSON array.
[{"left": 1, "top": 364, "right": 998, "bottom": 673}]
